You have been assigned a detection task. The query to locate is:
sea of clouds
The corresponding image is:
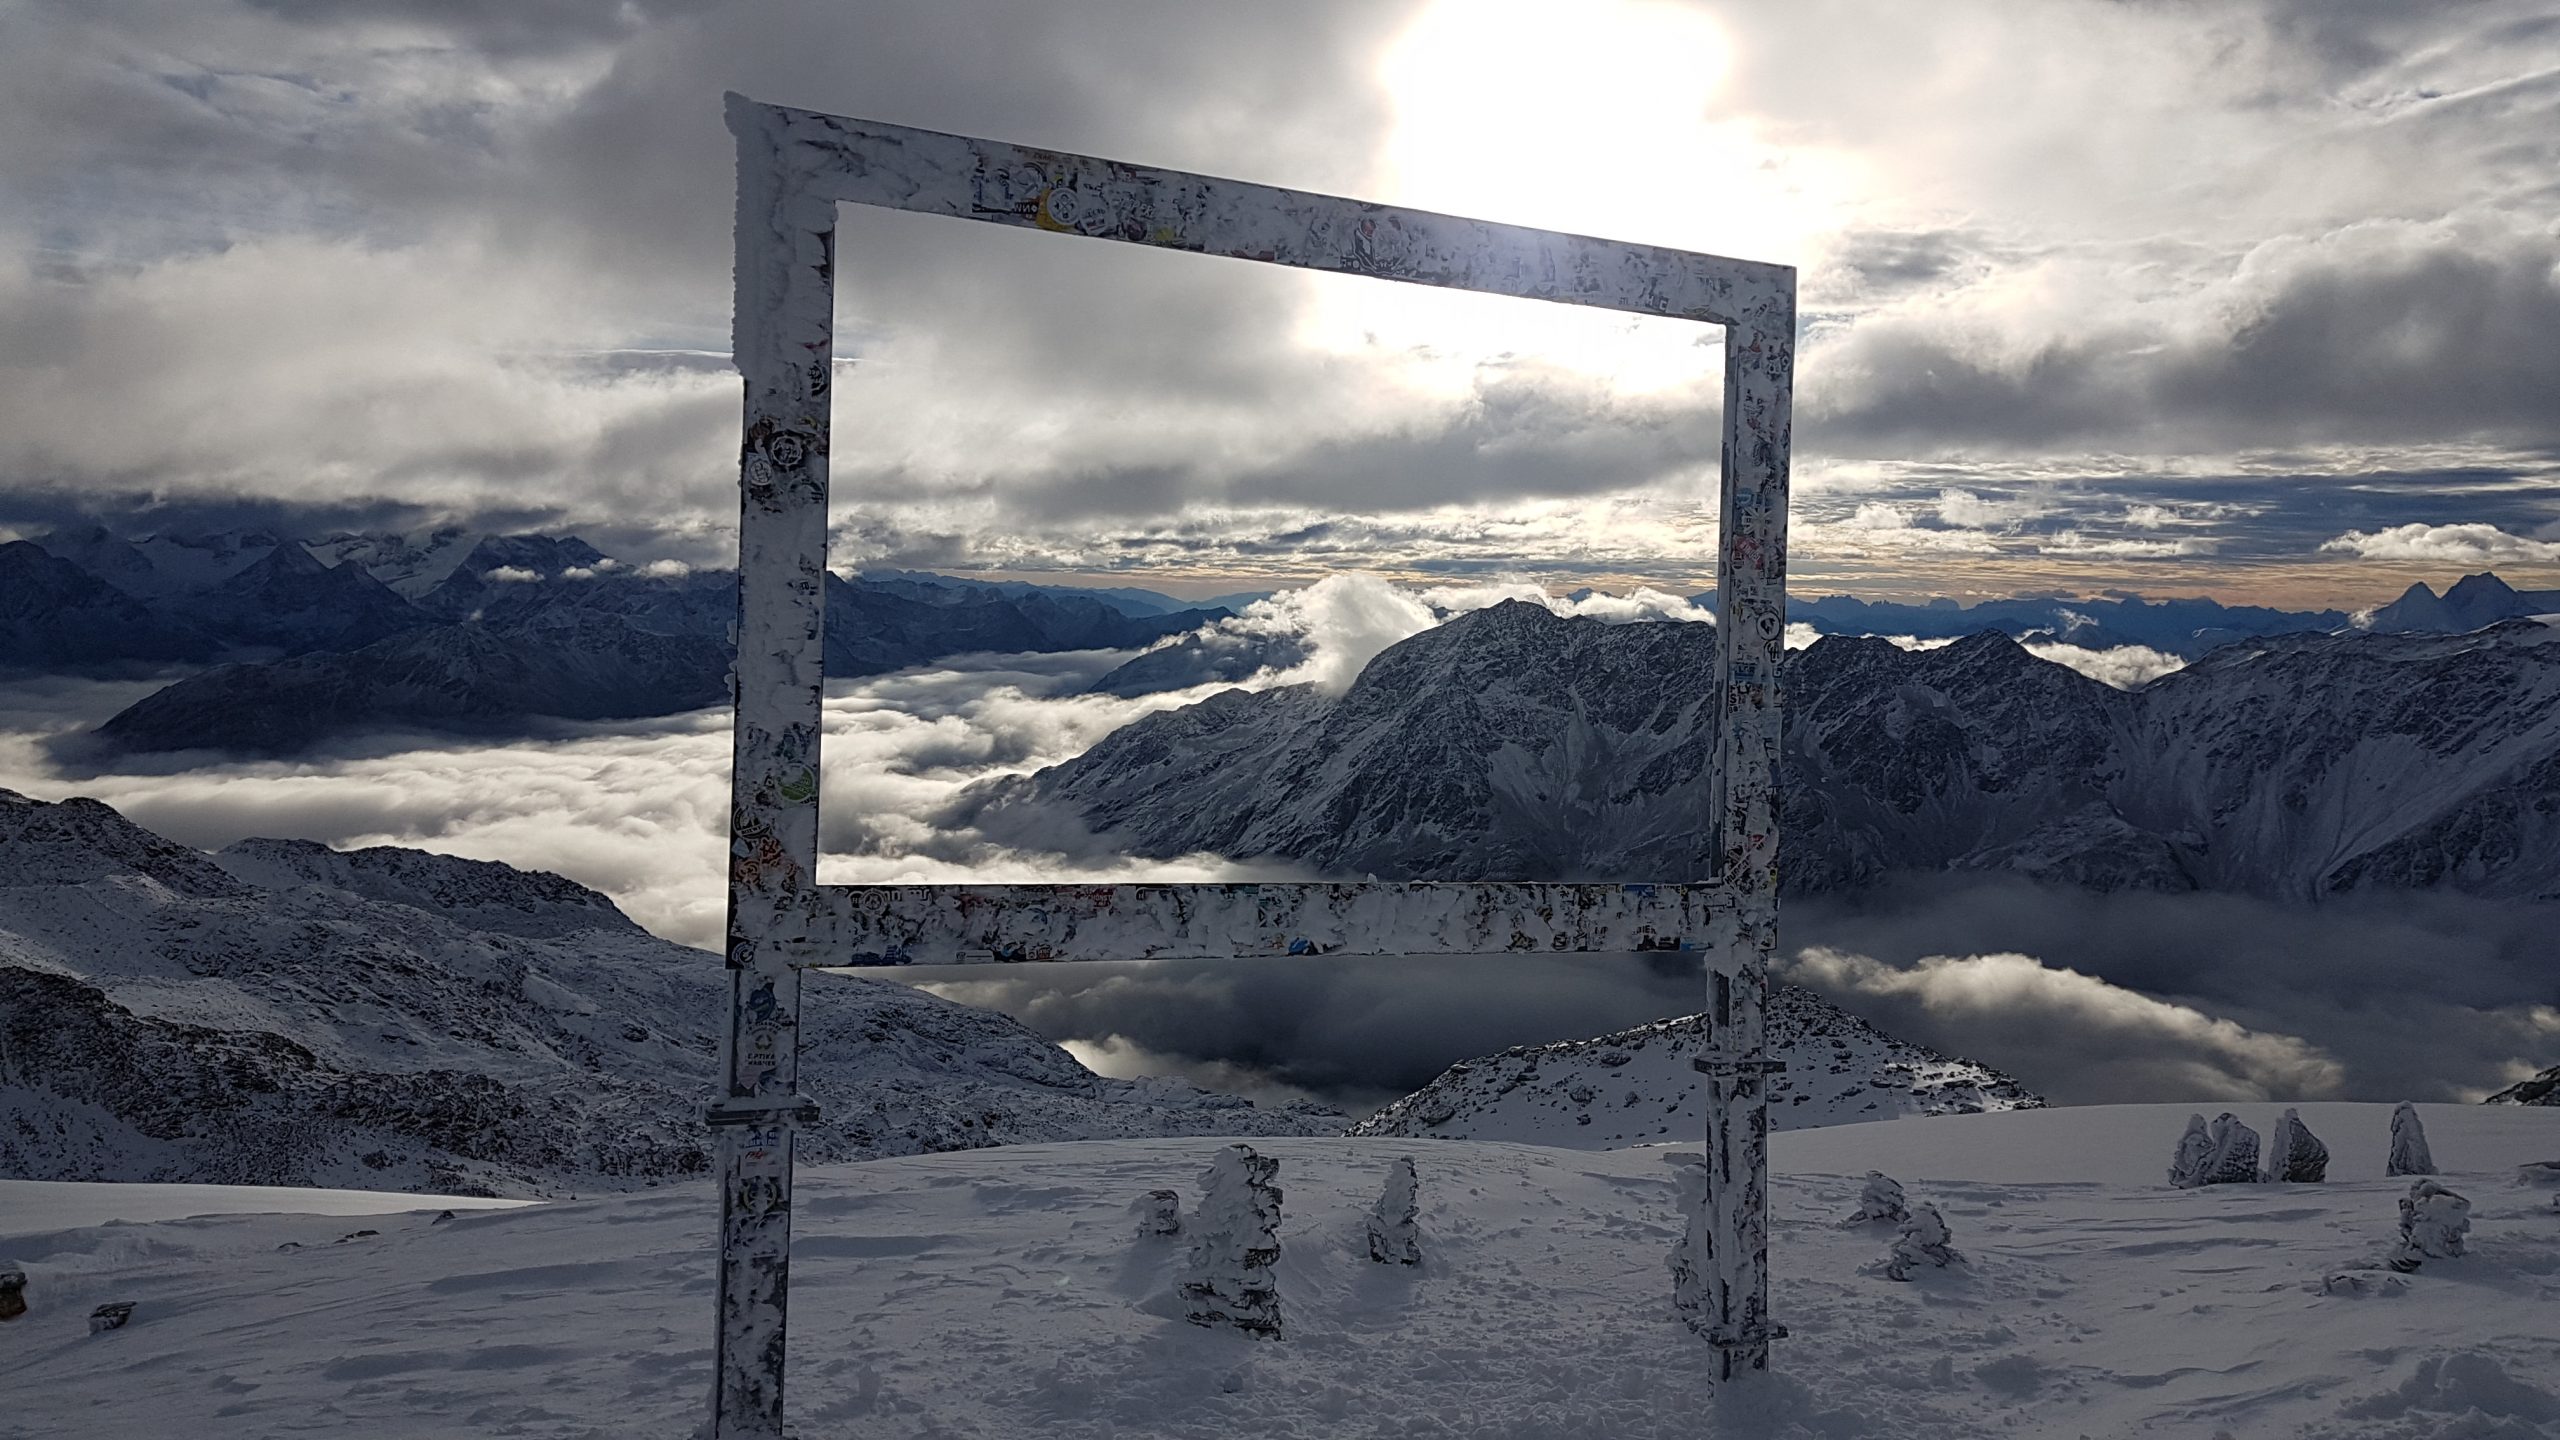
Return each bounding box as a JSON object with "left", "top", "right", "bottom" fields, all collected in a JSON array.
[{"left": 3, "top": 578, "right": 2547, "bottom": 1114}]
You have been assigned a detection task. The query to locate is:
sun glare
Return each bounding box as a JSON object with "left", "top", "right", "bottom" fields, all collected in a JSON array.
[{"left": 1297, "top": 0, "right": 1829, "bottom": 398}]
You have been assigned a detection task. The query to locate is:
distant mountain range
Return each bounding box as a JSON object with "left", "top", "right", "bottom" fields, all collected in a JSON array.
[
  {"left": 6, "top": 521, "right": 2555, "bottom": 755},
  {"left": 0, "top": 790, "right": 1341, "bottom": 1195},
  {"left": 978, "top": 600, "right": 2560, "bottom": 901},
  {"left": 1, "top": 526, "right": 1227, "bottom": 753}
]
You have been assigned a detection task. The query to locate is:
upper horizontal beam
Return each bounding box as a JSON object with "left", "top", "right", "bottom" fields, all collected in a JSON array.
[
  {"left": 792, "top": 880, "right": 1736, "bottom": 966},
  {"left": 728, "top": 94, "right": 1792, "bottom": 330}
]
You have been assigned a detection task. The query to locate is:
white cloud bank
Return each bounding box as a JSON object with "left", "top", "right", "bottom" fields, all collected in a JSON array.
[
  {"left": 2321, "top": 523, "right": 2560, "bottom": 566},
  {"left": 1781, "top": 945, "right": 2345, "bottom": 1103}
]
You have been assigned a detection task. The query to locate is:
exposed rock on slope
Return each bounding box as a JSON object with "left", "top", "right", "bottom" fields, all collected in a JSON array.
[
  {"left": 1349, "top": 984, "right": 2041, "bottom": 1146},
  {"left": 986, "top": 602, "right": 2560, "bottom": 901},
  {"left": 0, "top": 792, "right": 1335, "bottom": 1196},
  {"left": 0, "top": 542, "right": 215, "bottom": 670},
  {"left": 2484, "top": 1065, "right": 2560, "bottom": 1106}
]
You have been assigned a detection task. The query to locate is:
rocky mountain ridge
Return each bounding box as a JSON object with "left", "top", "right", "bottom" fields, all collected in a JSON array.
[
  {"left": 0, "top": 791, "right": 1338, "bottom": 1196},
  {"left": 11, "top": 525, "right": 1230, "bottom": 752},
  {"left": 983, "top": 602, "right": 2560, "bottom": 901}
]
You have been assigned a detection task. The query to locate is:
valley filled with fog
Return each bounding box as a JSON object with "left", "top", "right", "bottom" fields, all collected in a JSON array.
[{"left": 10, "top": 574, "right": 2550, "bottom": 1118}]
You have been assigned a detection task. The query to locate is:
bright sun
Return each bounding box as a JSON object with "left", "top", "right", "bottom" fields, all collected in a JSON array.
[{"left": 1300, "top": 0, "right": 1835, "bottom": 397}]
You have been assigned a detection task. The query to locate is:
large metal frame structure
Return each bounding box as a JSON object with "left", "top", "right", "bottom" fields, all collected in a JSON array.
[{"left": 714, "top": 92, "right": 1794, "bottom": 1439}]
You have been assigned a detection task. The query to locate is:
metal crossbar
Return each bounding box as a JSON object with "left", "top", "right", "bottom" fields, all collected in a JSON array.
[
  {"left": 800, "top": 880, "right": 1737, "bottom": 964},
  {"left": 714, "top": 92, "right": 1794, "bottom": 1439}
]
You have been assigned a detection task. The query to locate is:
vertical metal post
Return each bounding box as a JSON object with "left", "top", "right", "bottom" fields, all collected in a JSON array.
[
  {"left": 711, "top": 95, "right": 835, "bottom": 1440},
  {"left": 1694, "top": 297, "right": 1794, "bottom": 1378}
]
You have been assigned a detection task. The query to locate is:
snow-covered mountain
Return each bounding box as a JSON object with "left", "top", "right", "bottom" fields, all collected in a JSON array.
[
  {"left": 0, "top": 542, "right": 216, "bottom": 670},
  {"left": 1351, "top": 984, "right": 2041, "bottom": 1146},
  {"left": 78, "top": 559, "right": 1228, "bottom": 754},
  {"left": 983, "top": 601, "right": 2560, "bottom": 900},
  {"left": 1783, "top": 587, "right": 2351, "bottom": 658},
  {"left": 2486, "top": 1065, "right": 2560, "bottom": 1106},
  {"left": 2364, "top": 571, "right": 2560, "bottom": 634},
  {"left": 0, "top": 791, "right": 1337, "bottom": 1196}
]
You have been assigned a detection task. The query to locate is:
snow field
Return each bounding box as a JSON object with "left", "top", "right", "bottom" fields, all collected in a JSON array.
[{"left": 0, "top": 1104, "right": 2553, "bottom": 1438}]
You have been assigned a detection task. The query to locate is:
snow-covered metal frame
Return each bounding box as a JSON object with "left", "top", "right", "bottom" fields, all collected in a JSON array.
[{"left": 714, "top": 92, "right": 1794, "bottom": 1438}]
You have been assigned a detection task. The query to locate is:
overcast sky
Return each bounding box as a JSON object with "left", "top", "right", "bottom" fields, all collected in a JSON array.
[{"left": 6, "top": 0, "right": 2559, "bottom": 603}]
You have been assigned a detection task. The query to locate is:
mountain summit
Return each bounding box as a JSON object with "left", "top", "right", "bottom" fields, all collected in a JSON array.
[{"left": 983, "top": 603, "right": 2560, "bottom": 900}]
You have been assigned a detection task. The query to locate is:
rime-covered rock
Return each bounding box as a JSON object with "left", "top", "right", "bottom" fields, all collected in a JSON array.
[
  {"left": 2388, "top": 1102, "right": 2437, "bottom": 1176},
  {"left": 2199, "top": 1112, "right": 2263, "bottom": 1186},
  {"left": 0, "top": 1265, "right": 24, "bottom": 1322},
  {"left": 2167, "top": 1113, "right": 2214, "bottom": 1188},
  {"left": 1366, "top": 1156, "right": 1420, "bottom": 1265},
  {"left": 2389, "top": 1179, "right": 2472, "bottom": 1271},
  {"left": 1885, "top": 1205, "right": 1959, "bottom": 1281},
  {"left": 1131, "top": 1189, "right": 1183, "bottom": 1239},
  {"left": 1182, "top": 1144, "right": 1283, "bottom": 1336},
  {"left": 2263, "top": 1108, "right": 2329, "bottom": 1183},
  {"left": 88, "top": 1302, "right": 134, "bottom": 1334},
  {"left": 1847, "top": 1171, "right": 1909, "bottom": 1225}
]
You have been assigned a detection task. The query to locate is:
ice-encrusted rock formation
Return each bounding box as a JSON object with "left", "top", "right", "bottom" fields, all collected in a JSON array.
[
  {"left": 2389, "top": 1102, "right": 2438, "bottom": 1176},
  {"left": 2168, "top": 1113, "right": 2215, "bottom": 1188},
  {"left": 1350, "top": 985, "right": 2040, "bottom": 1147},
  {"left": 984, "top": 601, "right": 2560, "bottom": 901},
  {"left": 0, "top": 792, "right": 1337, "bottom": 1196},
  {"left": 1182, "top": 1143, "right": 1284, "bottom": 1335},
  {"left": 1366, "top": 1156, "right": 1420, "bottom": 1265},
  {"left": 2389, "top": 1179, "right": 2472, "bottom": 1271},
  {"left": 1847, "top": 1171, "right": 1909, "bottom": 1225},
  {"left": 2199, "top": 1113, "right": 2264, "bottom": 1186},
  {"left": 1132, "top": 1190, "right": 1183, "bottom": 1239},
  {"left": 1884, "top": 1204, "right": 1959, "bottom": 1281},
  {"left": 2264, "top": 1108, "right": 2330, "bottom": 1183}
]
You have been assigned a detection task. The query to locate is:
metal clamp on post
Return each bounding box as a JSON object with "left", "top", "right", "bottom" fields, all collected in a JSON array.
[
  {"left": 705, "top": 1094, "right": 822, "bottom": 1128},
  {"left": 1691, "top": 1056, "right": 1788, "bottom": 1076}
]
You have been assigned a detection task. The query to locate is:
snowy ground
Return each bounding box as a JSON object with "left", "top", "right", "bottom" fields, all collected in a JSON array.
[{"left": 5, "top": 1103, "right": 2557, "bottom": 1439}]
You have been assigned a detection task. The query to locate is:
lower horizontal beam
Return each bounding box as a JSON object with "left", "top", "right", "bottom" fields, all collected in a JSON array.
[{"left": 787, "top": 881, "right": 1735, "bottom": 965}]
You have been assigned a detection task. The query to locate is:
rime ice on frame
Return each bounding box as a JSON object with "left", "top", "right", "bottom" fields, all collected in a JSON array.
[{"left": 715, "top": 93, "right": 1794, "bottom": 1438}]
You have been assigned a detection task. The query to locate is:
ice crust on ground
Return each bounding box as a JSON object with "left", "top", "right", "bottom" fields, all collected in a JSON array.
[{"left": 7, "top": 1105, "right": 2557, "bottom": 1439}]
